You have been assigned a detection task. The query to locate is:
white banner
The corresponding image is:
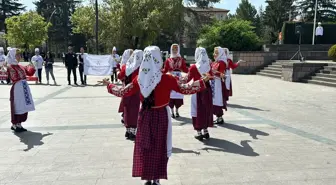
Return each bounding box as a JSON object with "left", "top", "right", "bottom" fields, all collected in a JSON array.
[{"left": 84, "top": 54, "right": 113, "bottom": 76}]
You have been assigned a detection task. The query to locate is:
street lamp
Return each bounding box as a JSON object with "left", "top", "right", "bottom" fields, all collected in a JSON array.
[
  {"left": 312, "top": 0, "right": 318, "bottom": 45},
  {"left": 46, "top": 8, "right": 57, "bottom": 52},
  {"left": 95, "top": 0, "right": 99, "bottom": 54}
]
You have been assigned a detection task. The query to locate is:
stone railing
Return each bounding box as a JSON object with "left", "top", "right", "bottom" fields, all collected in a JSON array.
[
  {"left": 232, "top": 52, "right": 278, "bottom": 74},
  {"left": 282, "top": 62, "right": 328, "bottom": 82}
]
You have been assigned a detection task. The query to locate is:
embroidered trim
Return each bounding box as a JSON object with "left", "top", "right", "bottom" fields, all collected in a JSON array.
[
  {"left": 22, "top": 81, "right": 32, "bottom": 105},
  {"left": 178, "top": 80, "right": 202, "bottom": 94},
  {"left": 109, "top": 83, "right": 134, "bottom": 97}
]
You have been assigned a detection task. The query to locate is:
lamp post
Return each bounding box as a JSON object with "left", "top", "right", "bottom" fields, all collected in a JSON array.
[
  {"left": 46, "top": 9, "right": 57, "bottom": 53},
  {"left": 312, "top": 0, "right": 318, "bottom": 45},
  {"left": 95, "top": 0, "right": 99, "bottom": 54}
]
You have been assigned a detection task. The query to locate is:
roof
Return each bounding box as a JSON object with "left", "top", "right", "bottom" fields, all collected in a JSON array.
[{"left": 188, "top": 7, "right": 230, "bottom": 13}]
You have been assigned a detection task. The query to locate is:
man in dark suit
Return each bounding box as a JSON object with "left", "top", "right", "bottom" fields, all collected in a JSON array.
[{"left": 65, "top": 46, "right": 78, "bottom": 85}]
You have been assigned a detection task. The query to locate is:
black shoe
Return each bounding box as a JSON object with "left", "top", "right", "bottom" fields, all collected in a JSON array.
[
  {"left": 176, "top": 112, "right": 180, "bottom": 118},
  {"left": 203, "top": 133, "right": 210, "bottom": 140},
  {"left": 144, "top": 181, "right": 152, "bottom": 185},
  {"left": 214, "top": 118, "right": 224, "bottom": 125},
  {"left": 194, "top": 134, "right": 203, "bottom": 141},
  {"left": 128, "top": 133, "right": 136, "bottom": 140},
  {"left": 19, "top": 127, "right": 27, "bottom": 132},
  {"left": 153, "top": 183, "right": 160, "bottom": 185},
  {"left": 11, "top": 126, "right": 22, "bottom": 133},
  {"left": 121, "top": 119, "right": 124, "bottom": 124},
  {"left": 68, "top": 82, "right": 71, "bottom": 85},
  {"left": 171, "top": 113, "right": 175, "bottom": 118},
  {"left": 75, "top": 83, "right": 78, "bottom": 86},
  {"left": 125, "top": 131, "right": 130, "bottom": 138}
]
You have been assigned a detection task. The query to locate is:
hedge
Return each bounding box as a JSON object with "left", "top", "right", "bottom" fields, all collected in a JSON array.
[
  {"left": 328, "top": 45, "right": 336, "bottom": 62},
  {"left": 281, "top": 22, "right": 336, "bottom": 44}
]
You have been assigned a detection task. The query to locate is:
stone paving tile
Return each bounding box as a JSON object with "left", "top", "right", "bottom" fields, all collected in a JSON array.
[{"left": 0, "top": 70, "right": 336, "bottom": 184}]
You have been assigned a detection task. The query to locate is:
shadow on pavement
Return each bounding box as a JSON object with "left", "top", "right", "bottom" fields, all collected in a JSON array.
[
  {"left": 174, "top": 116, "right": 192, "bottom": 126},
  {"left": 173, "top": 147, "right": 200, "bottom": 155},
  {"left": 14, "top": 131, "right": 53, "bottom": 152},
  {"left": 228, "top": 103, "right": 268, "bottom": 111},
  {"left": 217, "top": 122, "right": 270, "bottom": 139},
  {"left": 201, "top": 139, "right": 259, "bottom": 156}
]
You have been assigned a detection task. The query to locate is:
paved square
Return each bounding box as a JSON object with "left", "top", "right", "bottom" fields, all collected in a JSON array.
[{"left": 0, "top": 64, "right": 335, "bottom": 185}]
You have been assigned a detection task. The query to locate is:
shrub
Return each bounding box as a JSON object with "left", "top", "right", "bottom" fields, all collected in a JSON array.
[{"left": 328, "top": 45, "right": 336, "bottom": 62}]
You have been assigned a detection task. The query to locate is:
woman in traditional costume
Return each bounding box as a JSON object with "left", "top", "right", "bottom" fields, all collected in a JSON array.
[
  {"left": 0, "top": 47, "right": 7, "bottom": 84},
  {"left": 223, "top": 48, "right": 241, "bottom": 99},
  {"left": 117, "top": 49, "right": 134, "bottom": 124},
  {"left": 116, "top": 50, "right": 143, "bottom": 140},
  {"left": 179, "top": 47, "right": 214, "bottom": 140},
  {"left": 6, "top": 48, "right": 36, "bottom": 132},
  {"left": 162, "top": 44, "right": 188, "bottom": 118},
  {"left": 103, "top": 46, "right": 211, "bottom": 185},
  {"left": 210, "top": 47, "right": 228, "bottom": 125}
]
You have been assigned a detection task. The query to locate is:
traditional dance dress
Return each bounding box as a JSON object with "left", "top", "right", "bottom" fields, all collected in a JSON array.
[
  {"left": 162, "top": 44, "right": 188, "bottom": 118},
  {"left": 6, "top": 48, "right": 36, "bottom": 132},
  {"left": 223, "top": 48, "right": 239, "bottom": 99},
  {"left": 210, "top": 47, "right": 228, "bottom": 125},
  {"left": 105, "top": 46, "right": 207, "bottom": 185},
  {"left": 117, "top": 50, "right": 143, "bottom": 139},
  {"left": 117, "top": 49, "right": 133, "bottom": 123},
  {"left": 179, "top": 47, "right": 213, "bottom": 140}
]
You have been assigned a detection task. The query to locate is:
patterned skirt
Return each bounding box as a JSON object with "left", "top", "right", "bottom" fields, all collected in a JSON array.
[
  {"left": 132, "top": 106, "right": 171, "bottom": 180},
  {"left": 123, "top": 92, "right": 140, "bottom": 128}
]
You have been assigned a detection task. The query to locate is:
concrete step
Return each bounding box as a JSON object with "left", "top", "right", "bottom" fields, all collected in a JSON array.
[
  {"left": 266, "top": 66, "right": 282, "bottom": 71},
  {"left": 269, "top": 64, "right": 282, "bottom": 69},
  {"left": 304, "top": 79, "right": 336, "bottom": 88},
  {"left": 315, "top": 73, "right": 336, "bottom": 78},
  {"left": 311, "top": 76, "right": 336, "bottom": 83},
  {"left": 260, "top": 69, "right": 282, "bottom": 75},
  {"left": 321, "top": 70, "right": 336, "bottom": 74},
  {"left": 325, "top": 66, "right": 336, "bottom": 71},
  {"left": 257, "top": 72, "right": 281, "bottom": 78}
]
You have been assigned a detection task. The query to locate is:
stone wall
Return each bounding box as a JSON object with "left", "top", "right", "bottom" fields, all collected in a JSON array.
[
  {"left": 232, "top": 52, "right": 278, "bottom": 74},
  {"left": 282, "top": 62, "right": 328, "bottom": 82},
  {"left": 278, "top": 51, "right": 329, "bottom": 60}
]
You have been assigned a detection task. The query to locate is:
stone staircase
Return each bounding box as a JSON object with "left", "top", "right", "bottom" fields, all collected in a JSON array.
[
  {"left": 303, "top": 64, "right": 336, "bottom": 87},
  {"left": 257, "top": 61, "right": 282, "bottom": 78}
]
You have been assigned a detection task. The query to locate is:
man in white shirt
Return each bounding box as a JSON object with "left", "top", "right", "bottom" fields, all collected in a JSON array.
[
  {"left": 31, "top": 48, "right": 44, "bottom": 84},
  {"left": 111, "top": 46, "right": 120, "bottom": 83},
  {"left": 315, "top": 22, "right": 323, "bottom": 44}
]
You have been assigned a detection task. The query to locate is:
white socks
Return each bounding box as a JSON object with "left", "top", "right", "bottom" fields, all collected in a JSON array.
[{"left": 203, "top": 129, "right": 209, "bottom": 134}]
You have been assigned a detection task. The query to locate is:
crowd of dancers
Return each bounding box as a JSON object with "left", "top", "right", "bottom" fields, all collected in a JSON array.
[
  {"left": 102, "top": 44, "right": 241, "bottom": 185},
  {"left": 2, "top": 44, "right": 241, "bottom": 185}
]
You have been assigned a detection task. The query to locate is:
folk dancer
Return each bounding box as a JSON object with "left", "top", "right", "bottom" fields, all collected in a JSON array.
[
  {"left": 178, "top": 47, "right": 214, "bottom": 140},
  {"left": 117, "top": 50, "right": 143, "bottom": 140},
  {"left": 118, "top": 49, "right": 134, "bottom": 124},
  {"left": 31, "top": 48, "right": 44, "bottom": 84},
  {"left": 223, "top": 48, "right": 241, "bottom": 100},
  {"left": 102, "top": 46, "right": 211, "bottom": 185},
  {"left": 210, "top": 47, "right": 228, "bottom": 125},
  {"left": 6, "top": 48, "right": 36, "bottom": 132},
  {"left": 111, "top": 46, "right": 120, "bottom": 84},
  {"left": 0, "top": 47, "right": 6, "bottom": 84},
  {"left": 78, "top": 47, "right": 87, "bottom": 85},
  {"left": 65, "top": 46, "right": 78, "bottom": 85},
  {"left": 162, "top": 44, "right": 188, "bottom": 118},
  {"left": 44, "top": 51, "right": 57, "bottom": 85}
]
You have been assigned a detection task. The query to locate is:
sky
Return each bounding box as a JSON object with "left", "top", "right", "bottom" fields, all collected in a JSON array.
[{"left": 21, "top": 0, "right": 267, "bottom": 13}]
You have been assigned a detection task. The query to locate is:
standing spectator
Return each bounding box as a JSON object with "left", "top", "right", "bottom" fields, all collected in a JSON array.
[
  {"left": 65, "top": 46, "right": 78, "bottom": 85},
  {"left": 111, "top": 47, "right": 120, "bottom": 83},
  {"left": 44, "top": 52, "right": 57, "bottom": 85},
  {"left": 315, "top": 22, "right": 324, "bottom": 44},
  {"left": 78, "top": 47, "right": 87, "bottom": 85},
  {"left": 31, "top": 48, "right": 44, "bottom": 84},
  {"left": 0, "top": 47, "right": 6, "bottom": 84},
  {"left": 23, "top": 49, "right": 29, "bottom": 62}
]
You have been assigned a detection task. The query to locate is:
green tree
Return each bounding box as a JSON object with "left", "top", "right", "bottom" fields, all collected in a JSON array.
[
  {"left": 263, "top": 0, "right": 294, "bottom": 43},
  {"left": 197, "top": 19, "right": 261, "bottom": 54},
  {"left": 35, "top": 0, "right": 82, "bottom": 52},
  {"left": 296, "top": 0, "right": 336, "bottom": 22},
  {"left": 236, "top": 0, "right": 257, "bottom": 23},
  {"left": 185, "top": 0, "right": 221, "bottom": 8},
  {"left": 5, "top": 11, "right": 50, "bottom": 50}
]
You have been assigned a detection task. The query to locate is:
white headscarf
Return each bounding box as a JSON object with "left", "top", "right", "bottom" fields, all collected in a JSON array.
[
  {"left": 6, "top": 48, "right": 19, "bottom": 65},
  {"left": 121, "top": 49, "right": 133, "bottom": 65},
  {"left": 223, "top": 48, "right": 231, "bottom": 60},
  {"left": 113, "top": 46, "right": 117, "bottom": 52},
  {"left": 215, "top": 46, "right": 227, "bottom": 65},
  {"left": 35, "top": 48, "right": 39, "bottom": 52},
  {"left": 170, "top": 44, "right": 181, "bottom": 58},
  {"left": 137, "top": 46, "right": 163, "bottom": 98},
  {"left": 126, "top": 49, "right": 143, "bottom": 77},
  {"left": 195, "top": 47, "right": 210, "bottom": 75}
]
